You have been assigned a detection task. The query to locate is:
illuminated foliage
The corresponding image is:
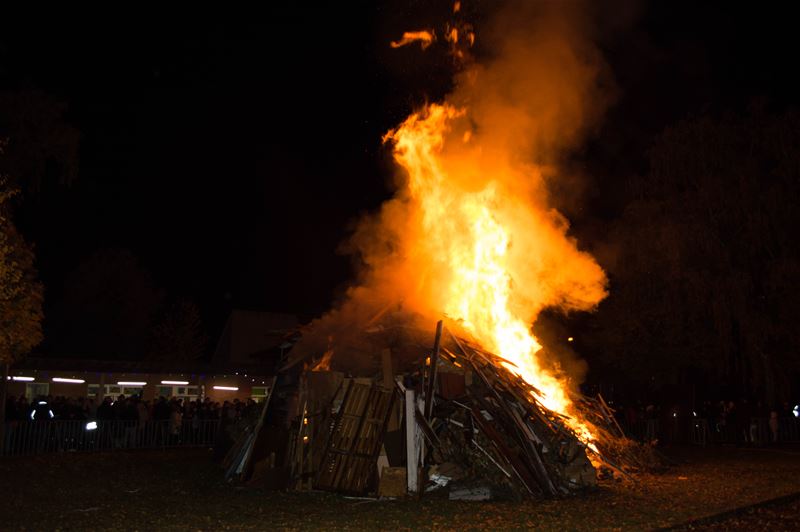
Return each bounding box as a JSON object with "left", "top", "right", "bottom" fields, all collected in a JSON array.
[{"left": 0, "top": 168, "right": 44, "bottom": 364}]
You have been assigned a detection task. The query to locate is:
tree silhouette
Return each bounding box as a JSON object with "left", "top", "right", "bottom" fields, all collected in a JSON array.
[
  {"left": 51, "top": 248, "right": 163, "bottom": 359},
  {"left": 149, "top": 299, "right": 209, "bottom": 363},
  {"left": 592, "top": 109, "right": 800, "bottom": 402}
]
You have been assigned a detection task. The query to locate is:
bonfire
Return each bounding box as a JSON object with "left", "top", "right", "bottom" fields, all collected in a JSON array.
[{"left": 223, "top": 2, "right": 658, "bottom": 498}]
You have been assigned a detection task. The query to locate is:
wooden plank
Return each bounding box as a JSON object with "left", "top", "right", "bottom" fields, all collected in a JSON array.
[
  {"left": 405, "top": 389, "right": 419, "bottom": 494},
  {"left": 598, "top": 393, "right": 625, "bottom": 438},
  {"left": 469, "top": 405, "right": 543, "bottom": 496},
  {"left": 414, "top": 407, "right": 440, "bottom": 448},
  {"left": 424, "top": 320, "right": 443, "bottom": 420}
]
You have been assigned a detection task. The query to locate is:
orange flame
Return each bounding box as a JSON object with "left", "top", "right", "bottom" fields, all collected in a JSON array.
[
  {"left": 311, "top": 348, "right": 334, "bottom": 371},
  {"left": 312, "top": 336, "right": 335, "bottom": 371},
  {"left": 350, "top": 2, "right": 612, "bottom": 447},
  {"left": 383, "top": 103, "right": 605, "bottom": 443},
  {"left": 390, "top": 30, "right": 435, "bottom": 50}
]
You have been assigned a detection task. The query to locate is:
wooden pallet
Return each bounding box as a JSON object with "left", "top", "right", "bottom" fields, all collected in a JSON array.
[{"left": 314, "top": 380, "right": 396, "bottom": 495}]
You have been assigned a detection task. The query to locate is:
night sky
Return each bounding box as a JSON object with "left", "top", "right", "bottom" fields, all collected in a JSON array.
[{"left": 1, "top": 1, "right": 798, "bottom": 344}]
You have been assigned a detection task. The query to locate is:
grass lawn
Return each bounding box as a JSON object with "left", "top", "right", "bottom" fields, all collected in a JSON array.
[{"left": 2, "top": 445, "right": 799, "bottom": 531}]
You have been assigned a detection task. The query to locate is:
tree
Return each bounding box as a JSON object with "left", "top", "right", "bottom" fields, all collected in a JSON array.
[
  {"left": 0, "top": 175, "right": 44, "bottom": 449},
  {"left": 148, "top": 299, "right": 209, "bottom": 363},
  {"left": 51, "top": 248, "right": 163, "bottom": 359},
  {"left": 591, "top": 110, "right": 800, "bottom": 403},
  {"left": 0, "top": 88, "right": 76, "bottom": 450}
]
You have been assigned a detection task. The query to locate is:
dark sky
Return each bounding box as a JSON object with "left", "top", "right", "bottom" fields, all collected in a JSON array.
[{"left": 1, "top": 2, "right": 798, "bottom": 343}]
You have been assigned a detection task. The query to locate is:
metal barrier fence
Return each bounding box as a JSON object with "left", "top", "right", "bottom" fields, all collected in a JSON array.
[
  {"left": 1, "top": 419, "right": 220, "bottom": 457},
  {"left": 5, "top": 415, "right": 795, "bottom": 456},
  {"left": 621, "top": 417, "right": 800, "bottom": 446}
]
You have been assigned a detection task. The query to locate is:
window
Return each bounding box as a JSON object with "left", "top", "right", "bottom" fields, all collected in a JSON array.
[
  {"left": 25, "top": 383, "right": 49, "bottom": 401},
  {"left": 156, "top": 385, "right": 199, "bottom": 399},
  {"left": 173, "top": 385, "right": 198, "bottom": 400},
  {"left": 91, "top": 385, "right": 140, "bottom": 401},
  {"left": 251, "top": 387, "right": 269, "bottom": 402}
]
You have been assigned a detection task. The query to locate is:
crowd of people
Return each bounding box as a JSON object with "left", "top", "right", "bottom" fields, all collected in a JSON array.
[
  {"left": 4, "top": 394, "right": 259, "bottom": 431},
  {"left": 611, "top": 398, "right": 799, "bottom": 445},
  {"left": 3, "top": 394, "right": 263, "bottom": 453},
  {"left": 5, "top": 392, "right": 798, "bottom": 451}
]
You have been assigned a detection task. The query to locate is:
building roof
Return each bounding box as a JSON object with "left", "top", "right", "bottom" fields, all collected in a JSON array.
[{"left": 212, "top": 309, "right": 300, "bottom": 370}]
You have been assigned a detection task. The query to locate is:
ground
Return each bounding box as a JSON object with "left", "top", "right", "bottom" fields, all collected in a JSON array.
[{"left": 1, "top": 445, "right": 799, "bottom": 531}]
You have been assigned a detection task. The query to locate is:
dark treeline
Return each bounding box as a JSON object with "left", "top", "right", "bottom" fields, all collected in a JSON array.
[{"left": 584, "top": 108, "right": 800, "bottom": 406}]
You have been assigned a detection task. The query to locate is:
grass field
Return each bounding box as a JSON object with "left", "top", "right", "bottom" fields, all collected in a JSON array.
[{"left": 2, "top": 445, "right": 799, "bottom": 530}]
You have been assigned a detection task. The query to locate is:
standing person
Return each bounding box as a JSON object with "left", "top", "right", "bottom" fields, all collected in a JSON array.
[
  {"left": 111, "top": 396, "right": 126, "bottom": 448},
  {"left": 725, "top": 401, "right": 737, "bottom": 443},
  {"left": 153, "top": 397, "right": 170, "bottom": 446},
  {"left": 136, "top": 398, "right": 149, "bottom": 423},
  {"left": 169, "top": 402, "right": 182, "bottom": 445},
  {"left": 4, "top": 396, "right": 19, "bottom": 452},
  {"left": 133, "top": 398, "right": 148, "bottom": 447},
  {"left": 738, "top": 398, "right": 752, "bottom": 445},
  {"left": 96, "top": 397, "right": 113, "bottom": 449},
  {"left": 769, "top": 407, "right": 779, "bottom": 443}
]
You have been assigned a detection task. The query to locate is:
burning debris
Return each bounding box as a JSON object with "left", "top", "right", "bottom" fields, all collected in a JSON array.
[
  {"left": 221, "top": 316, "right": 658, "bottom": 500},
  {"left": 222, "top": 2, "right": 655, "bottom": 500}
]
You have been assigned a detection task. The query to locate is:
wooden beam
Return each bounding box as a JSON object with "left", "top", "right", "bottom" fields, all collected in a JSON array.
[
  {"left": 405, "top": 389, "right": 420, "bottom": 494},
  {"left": 424, "top": 320, "right": 443, "bottom": 420}
]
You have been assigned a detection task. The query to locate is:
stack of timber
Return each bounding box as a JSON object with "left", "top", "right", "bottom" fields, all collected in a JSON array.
[{"left": 237, "top": 315, "right": 658, "bottom": 499}]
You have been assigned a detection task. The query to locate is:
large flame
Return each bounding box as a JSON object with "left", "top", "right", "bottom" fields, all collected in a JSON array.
[
  {"left": 383, "top": 103, "right": 604, "bottom": 442},
  {"left": 342, "top": 2, "right": 612, "bottom": 445}
]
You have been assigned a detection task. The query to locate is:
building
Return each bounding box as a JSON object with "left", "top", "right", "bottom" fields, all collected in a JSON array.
[{"left": 6, "top": 310, "right": 300, "bottom": 403}]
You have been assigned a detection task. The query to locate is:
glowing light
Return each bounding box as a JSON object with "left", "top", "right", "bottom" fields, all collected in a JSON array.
[
  {"left": 53, "top": 377, "right": 84, "bottom": 384},
  {"left": 117, "top": 381, "right": 146, "bottom": 386},
  {"left": 7, "top": 376, "right": 34, "bottom": 381},
  {"left": 793, "top": 405, "right": 799, "bottom": 418},
  {"left": 161, "top": 380, "right": 189, "bottom": 385},
  {"left": 567, "top": 337, "right": 574, "bottom": 342},
  {"left": 213, "top": 386, "right": 238, "bottom": 391},
  {"left": 85, "top": 421, "right": 98, "bottom": 431}
]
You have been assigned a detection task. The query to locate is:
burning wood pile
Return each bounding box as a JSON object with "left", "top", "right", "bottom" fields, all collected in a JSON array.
[
  {"left": 222, "top": 5, "right": 663, "bottom": 494},
  {"left": 419, "top": 324, "right": 598, "bottom": 498},
  {"left": 227, "top": 315, "right": 656, "bottom": 500}
]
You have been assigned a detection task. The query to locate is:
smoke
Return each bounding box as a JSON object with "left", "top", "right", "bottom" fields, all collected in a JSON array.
[
  {"left": 453, "top": 1, "right": 613, "bottom": 171},
  {"left": 295, "top": 1, "right": 612, "bottom": 372}
]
